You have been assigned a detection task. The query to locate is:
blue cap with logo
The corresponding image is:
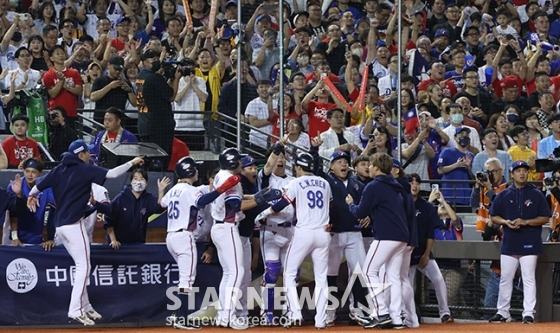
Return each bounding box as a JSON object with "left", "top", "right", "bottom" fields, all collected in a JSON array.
[
  {"left": 454, "top": 126, "right": 471, "bottom": 136},
  {"left": 241, "top": 155, "right": 258, "bottom": 168},
  {"left": 68, "top": 139, "right": 94, "bottom": 155},
  {"left": 510, "top": 160, "right": 529, "bottom": 172},
  {"left": 392, "top": 158, "right": 401, "bottom": 168},
  {"left": 330, "top": 150, "right": 350, "bottom": 164}
]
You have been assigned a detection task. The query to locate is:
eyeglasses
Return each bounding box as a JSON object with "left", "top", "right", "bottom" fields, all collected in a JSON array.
[
  {"left": 328, "top": 28, "right": 341, "bottom": 33},
  {"left": 18, "top": 53, "right": 31, "bottom": 58},
  {"left": 466, "top": 33, "right": 479, "bottom": 37}
]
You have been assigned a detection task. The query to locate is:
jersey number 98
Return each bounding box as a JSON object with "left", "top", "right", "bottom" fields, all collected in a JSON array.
[
  {"left": 168, "top": 201, "right": 180, "bottom": 219},
  {"left": 307, "top": 190, "right": 324, "bottom": 209}
]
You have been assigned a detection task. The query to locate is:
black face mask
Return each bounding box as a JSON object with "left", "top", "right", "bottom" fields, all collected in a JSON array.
[{"left": 11, "top": 32, "right": 22, "bottom": 43}]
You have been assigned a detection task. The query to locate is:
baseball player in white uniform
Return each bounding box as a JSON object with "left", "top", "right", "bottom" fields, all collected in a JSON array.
[
  {"left": 257, "top": 143, "right": 295, "bottom": 324},
  {"left": 256, "top": 151, "right": 333, "bottom": 329},
  {"left": 212, "top": 148, "right": 282, "bottom": 329}
]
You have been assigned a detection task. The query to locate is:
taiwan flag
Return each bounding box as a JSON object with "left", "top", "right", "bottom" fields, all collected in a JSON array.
[{"left": 403, "top": 107, "right": 419, "bottom": 134}]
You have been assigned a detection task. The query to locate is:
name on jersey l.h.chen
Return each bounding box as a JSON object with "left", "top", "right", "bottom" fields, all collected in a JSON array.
[{"left": 298, "top": 178, "right": 327, "bottom": 190}]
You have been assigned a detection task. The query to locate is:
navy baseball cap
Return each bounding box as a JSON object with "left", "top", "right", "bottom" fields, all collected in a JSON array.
[
  {"left": 434, "top": 28, "right": 450, "bottom": 39},
  {"left": 109, "top": 55, "right": 124, "bottom": 69},
  {"left": 68, "top": 139, "right": 94, "bottom": 155},
  {"left": 241, "top": 155, "right": 258, "bottom": 168},
  {"left": 454, "top": 126, "right": 471, "bottom": 136},
  {"left": 115, "top": 16, "right": 131, "bottom": 26},
  {"left": 330, "top": 150, "right": 350, "bottom": 164},
  {"left": 510, "top": 160, "right": 529, "bottom": 172},
  {"left": 392, "top": 158, "right": 401, "bottom": 168},
  {"left": 256, "top": 14, "right": 272, "bottom": 25}
]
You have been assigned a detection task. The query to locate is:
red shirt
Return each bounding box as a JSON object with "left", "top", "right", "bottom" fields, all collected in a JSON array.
[
  {"left": 305, "top": 72, "right": 341, "bottom": 85},
  {"left": 418, "top": 77, "right": 457, "bottom": 98},
  {"left": 111, "top": 38, "right": 126, "bottom": 52},
  {"left": 526, "top": 75, "right": 560, "bottom": 100},
  {"left": 1, "top": 136, "right": 41, "bottom": 168},
  {"left": 306, "top": 100, "right": 335, "bottom": 136},
  {"left": 492, "top": 75, "right": 524, "bottom": 99},
  {"left": 43, "top": 67, "right": 82, "bottom": 117}
]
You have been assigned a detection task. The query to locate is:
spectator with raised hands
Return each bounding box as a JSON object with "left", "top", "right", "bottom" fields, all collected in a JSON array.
[{"left": 302, "top": 75, "right": 347, "bottom": 136}]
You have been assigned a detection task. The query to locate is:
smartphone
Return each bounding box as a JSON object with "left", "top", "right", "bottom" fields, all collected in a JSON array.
[
  {"left": 369, "top": 133, "right": 375, "bottom": 140},
  {"left": 545, "top": 0, "right": 551, "bottom": 6},
  {"left": 18, "top": 13, "right": 28, "bottom": 20},
  {"left": 320, "top": 73, "right": 327, "bottom": 79},
  {"left": 431, "top": 184, "right": 439, "bottom": 192}
]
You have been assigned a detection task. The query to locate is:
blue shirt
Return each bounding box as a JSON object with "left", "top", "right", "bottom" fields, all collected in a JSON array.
[
  {"left": 104, "top": 185, "right": 165, "bottom": 243},
  {"left": 471, "top": 150, "right": 512, "bottom": 182},
  {"left": 489, "top": 184, "right": 551, "bottom": 255},
  {"left": 8, "top": 181, "right": 55, "bottom": 244},
  {"left": 437, "top": 148, "right": 475, "bottom": 205},
  {"left": 444, "top": 70, "right": 464, "bottom": 91},
  {"left": 36, "top": 153, "right": 108, "bottom": 228},
  {"left": 411, "top": 198, "right": 439, "bottom": 265}
]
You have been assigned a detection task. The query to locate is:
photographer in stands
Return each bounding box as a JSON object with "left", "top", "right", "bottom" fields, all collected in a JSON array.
[{"left": 47, "top": 106, "right": 78, "bottom": 161}]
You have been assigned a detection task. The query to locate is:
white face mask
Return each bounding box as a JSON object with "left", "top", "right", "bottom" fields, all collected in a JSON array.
[
  {"left": 131, "top": 180, "right": 147, "bottom": 192},
  {"left": 351, "top": 48, "right": 364, "bottom": 58}
]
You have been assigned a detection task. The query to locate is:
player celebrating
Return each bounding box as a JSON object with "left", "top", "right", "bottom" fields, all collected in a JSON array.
[
  {"left": 212, "top": 148, "right": 282, "bottom": 329},
  {"left": 489, "top": 161, "right": 551, "bottom": 324},
  {"left": 257, "top": 142, "right": 296, "bottom": 324},
  {"left": 345, "top": 153, "right": 412, "bottom": 329},
  {"left": 256, "top": 152, "right": 333, "bottom": 329},
  {"left": 27, "top": 140, "right": 146, "bottom": 326}
]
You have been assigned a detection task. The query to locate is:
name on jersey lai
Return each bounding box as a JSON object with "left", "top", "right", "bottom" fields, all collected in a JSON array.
[{"left": 298, "top": 178, "right": 327, "bottom": 190}]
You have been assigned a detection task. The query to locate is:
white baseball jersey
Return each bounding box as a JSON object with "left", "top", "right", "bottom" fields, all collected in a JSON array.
[
  {"left": 193, "top": 185, "right": 213, "bottom": 241},
  {"left": 258, "top": 171, "right": 295, "bottom": 224},
  {"left": 283, "top": 175, "right": 332, "bottom": 229},
  {"left": 161, "top": 182, "right": 200, "bottom": 232},
  {"left": 211, "top": 170, "right": 245, "bottom": 223}
]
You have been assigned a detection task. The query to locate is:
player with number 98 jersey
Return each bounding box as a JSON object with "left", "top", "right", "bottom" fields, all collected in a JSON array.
[{"left": 284, "top": 175, "right": 332, "bottom": 229}]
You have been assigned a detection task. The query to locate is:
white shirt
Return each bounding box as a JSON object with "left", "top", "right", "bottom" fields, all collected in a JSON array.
[
  {"left": 319, "top": 127, "right": 360, "bottom": 171},
  {"left": 58, "top": 37, "right": 80, "bottom": 56},
  {"left": 401, "top": 142, "right": 431, "bottom": 192},
  {"left": 212, "top": 170, "right": 245, "bottom": 223},
  {"left": 257, "top": 171, "right": 295, "bottom": 224},
  {"left": 6, "top": 68, "right": 41, "bottom": 90},
  {"left": 245, "top": 97, "right": 272, "bottom": 149},
  {"left": 496, "top": 25, "right": 518, "bottom": 39},
  {"left": 173, "top": 76, "right": 206, "bottom": 131},
  {"left": 442, "top": 124, "right": 482, "bottom": 152},
  {"left": 83, "top": 13, "right": 121, "bottom": 39},
  {"left": 0, "top": 45, "right": 18, "bottom": 73},
  {"left": 284, "top": 175, "right": 332, "bottom": 229},
  {"left": 370, "top": 59, "right": 389, "bottom": 79},
  {"left": 284, "top": 132, "right": 310, "bottom": 176},
  {"left": 377, "top": 73, "right": 396, "bottom": 99},
  {"left": 161, "top": 182, "right": 201, "bottom": 232}
]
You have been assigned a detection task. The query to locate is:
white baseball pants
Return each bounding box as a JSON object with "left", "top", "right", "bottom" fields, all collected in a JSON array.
[
  {"left": 409, "top": 259, "right": 450, "bottom": 318},
  {"left": 401, "top": 246, "right": 419, "bottom": 328},
  {"left": 497, "top": 254, "right": 538, "bottom": 319},
  {"left": 236, "top": 235, "right": 252, "bottom": 318},
  {"left": 166, "top": 230, "right": 197, "bottom": 290}
]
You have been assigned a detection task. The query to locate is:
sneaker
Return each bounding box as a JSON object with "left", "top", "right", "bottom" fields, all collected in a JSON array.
[
  {"left": 352, "top": 314, "right": 371, "bottom": 325},
  {"left": 229, "top": 318, "right": 249, "bottom": 330},
  {"left": 349, "top": 309, "right": 367, "bottom": 326},
  {"left": 326, "top": 310, "right": 336, "bottom": 327},
  {"left": 522, "top": 316, "right": 534, "bottom": 324},
  {"left": 214, "top": 318, "right": 228, "bottom": 328},
  {"left": 71, "top": 315, "right": 95, "bottom": 326},
  {"left": 392, "top": 323, "right": 406, "bottom": 330},
  {"left": 441, "top": 314, "right": 454, "bottom": 323},
  {"left": 488, "top": 313, "right": 511, "bottom": 323},
  {"left": 86, "top": 309, "right": 102, "bottom": 320},
  {"left": 364, "top": 314, "right": 391, "bottom": 329},
  {"left": 173, "top": 319, "right": 201, "bottom": 330}
]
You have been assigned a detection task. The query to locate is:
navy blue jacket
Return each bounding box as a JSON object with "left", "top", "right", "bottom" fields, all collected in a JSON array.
[
  {"left": 411, "top": 197, "right": 439, "bottom": 265},
  {"left": 397, "top": 176, "right": 418, "bottom": 248},
  {"left": 349, "top": 174, "right": 410, "bottom": 243},
  {"left": 36, "top": 152, "right": 107, "bottom": 228},
  {"left": 239, "top": 174, "right": 268, "bottom": 237},
  {"left": 311, "top": 147, "right": 361, "bottom": 233},
  {"left": 104, "top": 186, "right": 165, "bottom": 243},
  {"left": 349, "top": 174, "right": 374, "bottom": 237},
  {"left": 489, "top": 183, "right": 551, "bottom": 256}
]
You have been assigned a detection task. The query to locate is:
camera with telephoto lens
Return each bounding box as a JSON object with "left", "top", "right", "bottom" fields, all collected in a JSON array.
[
  {"left": 535, "top": 147, "right": 560, "bottom": 173},
  {"left": 46, "top": 112, "right": 58, "bottom": 121},
  {"left": 544, "top": 176, "right": 560, "bottom": 186},
  {"left": 476, "top": 170, "right": 494, "bottom": 184}
]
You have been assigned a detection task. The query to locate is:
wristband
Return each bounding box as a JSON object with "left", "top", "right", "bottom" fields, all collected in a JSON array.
[{"left": 11, "top": 231, "right": 18, "bottom": 240}]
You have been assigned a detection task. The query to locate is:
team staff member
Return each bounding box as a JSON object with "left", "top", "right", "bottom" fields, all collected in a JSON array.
[
  {"left": 212, "top": 148, "right": 281, "bottom": 329},
  {"left": 489, "top": 161, "right": 552, "bottom": 324},
  {"left": 408, "top": 173, "right": 453, "bottom": 324},
  {"left": 8, "top": 158, "right": 55, "bottom": 248},
  {"left": 345, "top": 153, "right": 411, "bottom": 329},
  {"left": 310, "top": 141, "right": 369, "bottom": 326},
  {"left": 27, "top": 140, "right": 146, "bottom": 326},
  {"left": 255, "top": 151, "right": 333, "bottom": 329},
  {"left": 104, "top": 169, "right": 170, "bottom": 247},
  {"left": 257, "top": 142, "right": 296, "bottom": 325},
  {"left": 350, "top": 155, "right": 375, "bottom": 252},
  {"left": 136, "top": 49, "right": 181, "bottom": 165}
]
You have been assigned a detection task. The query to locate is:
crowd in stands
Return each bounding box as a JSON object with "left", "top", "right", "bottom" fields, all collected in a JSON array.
[{"left": 1, "top": 0, "right": 560, "bottom": 205}]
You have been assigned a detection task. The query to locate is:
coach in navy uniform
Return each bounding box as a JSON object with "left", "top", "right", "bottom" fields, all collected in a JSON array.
[{"left": 488, "top": 160, "right": 551, "bottom": 324}]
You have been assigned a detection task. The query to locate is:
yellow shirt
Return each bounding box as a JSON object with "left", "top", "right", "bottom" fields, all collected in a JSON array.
[
  {"left": 352, "top": 105, "right": 372, "bottom": 126},
  {"left": 195, "top": 64, "right": 224, "bottom": 119},
  {"left": 507, "top": 145, "right": 539, "bottom": 181}
]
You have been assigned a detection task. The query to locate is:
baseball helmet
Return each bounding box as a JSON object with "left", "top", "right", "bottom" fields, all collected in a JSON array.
[
  {"left": 219, "top": 148, "right": 247, "bottom": 170},
  {"left": 295, "top": 152, "right": 314, "bottom": 171},
  {"left": 175, "top": 156, "right": 203, "bottom": 179}
]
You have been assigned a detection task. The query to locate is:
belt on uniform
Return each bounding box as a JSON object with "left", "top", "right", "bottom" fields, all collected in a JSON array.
[
  {"left": 266, "top": 222, "right": 292, "bottom": 228},
  {"left": 215, "top": 220, "right": 237, "bottom": 225},
  {"left": 172, "top": 229, "right": 191, "bottom": 233}
]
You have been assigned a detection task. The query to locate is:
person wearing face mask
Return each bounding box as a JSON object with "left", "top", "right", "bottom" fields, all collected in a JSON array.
[
  {"left": 504, "top": 105, "right": 522, "bottom": 132},
  {"left": 104, "top": 168, "right": 171, "bottom": 247},
  {"left": 437, "top": 127, "right": 476, "bottom": 206},
  {"left": 442, "top": 103, "right": 482, "bottom": 154}
]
